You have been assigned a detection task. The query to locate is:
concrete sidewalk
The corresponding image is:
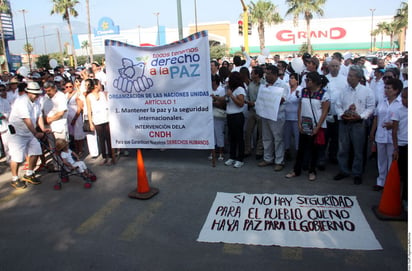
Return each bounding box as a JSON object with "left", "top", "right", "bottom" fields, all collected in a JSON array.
[{"left": 0, "top": 149, "right": 407, "bottom": 271}]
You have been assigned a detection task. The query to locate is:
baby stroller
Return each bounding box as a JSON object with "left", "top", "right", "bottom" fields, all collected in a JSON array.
[{"left": 41, "top": 134, "right": 97, "bottom": 190}]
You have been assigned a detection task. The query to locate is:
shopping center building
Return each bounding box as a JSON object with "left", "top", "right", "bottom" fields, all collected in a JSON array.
[{"left": 75, "top": 15, "right": 403, "bottom": 58}]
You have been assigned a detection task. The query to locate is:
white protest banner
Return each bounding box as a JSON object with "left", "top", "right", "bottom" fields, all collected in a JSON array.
[
  {"left": 198, "top": 192, "right": 382, "bottom": 250},
  {"left": 104, "top": 31, "right": 214, "bottom": 149},
  {"left": 255, "top": 86, "right": 283, "bottom": 121}
]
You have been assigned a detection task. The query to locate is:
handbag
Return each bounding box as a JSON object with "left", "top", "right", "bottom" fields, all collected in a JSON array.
[
  {"left": 314, "top": 128, "right": 326, "bottom": 145},
  {"left": 83, "top": 119, "right": 92, "bottom": 132},
  {"left": 309, "top": 94, "right": 326, "bottom": 145},
  {"left": 213, "top": 107, "right": 226, "bottom": 118}
]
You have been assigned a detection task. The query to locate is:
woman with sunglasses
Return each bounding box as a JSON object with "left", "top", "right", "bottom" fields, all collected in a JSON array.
[{"left": 65, "top": 81, "right": 85, "bottom": 156}]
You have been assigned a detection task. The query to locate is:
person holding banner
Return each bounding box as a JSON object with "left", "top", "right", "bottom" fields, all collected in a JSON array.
[
  {"left": 285, "top": 72, "right": 330, "bottom": 181},
  {"left": 86, "top": 78, "right": 116, "bottom": 166},
  {"left": 256, "top": 65, "right": 289, "bottom": 172},
  {"left": 220, "top": 72, "right": 246, "bottom": 168}
]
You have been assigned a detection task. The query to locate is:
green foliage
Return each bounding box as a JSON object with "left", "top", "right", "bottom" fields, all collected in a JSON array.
[
  {"left": 210, "top": 45, "right": 228, "bottom": 60},
  {"left": 35, "top": 55, "right": 51, "bottom": 70},
  {"left": 299, "top": 43, "right": 314, "bottom": 55},
  {"left": 23, "top": 43, "right": 33, "bottom": 54},
  {"left": 76, "top": 55, "right": 88, "bottom": 66}
]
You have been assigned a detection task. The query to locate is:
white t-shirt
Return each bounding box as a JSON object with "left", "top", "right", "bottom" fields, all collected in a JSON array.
[
  {"left": 390, "top": 104, "right": 408, "bottom": 146},
  {"left": 88, "top": 92, "right": 109, "bottom": 125},
  {"left": 43, "top": 91, "right": 68, "bottom": 133},
  {"left": 0, "top": 97, "right": 11, "bottom": 133},
  {"left": 61, "top": 149, "right": 75, "bottom": 165},
  {"left": 9, "top": 94, "right": 42, "bottom": 136},
  {"left": 374, "top": 98, "right": 403, "bottom": 144},
  {"left": 284, "top": 86, "right": 302, "bottom": 121},
  {"left": 300, "top": 88, "right": 330, "bottom": 129},
  {"left": 226, "top": 87, "right": 246, "bottom": 114}
]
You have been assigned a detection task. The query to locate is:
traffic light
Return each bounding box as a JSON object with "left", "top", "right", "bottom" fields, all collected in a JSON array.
[
  {"left": 248, "top": 21, "right": 252, "bottom": 35},
  {"left": 238, "top": 20, "right": 243, "bottom": 35}
]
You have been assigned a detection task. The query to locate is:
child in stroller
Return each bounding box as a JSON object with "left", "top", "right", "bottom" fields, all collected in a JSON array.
[{"left": 55, "top": 138, "right": 96, "bottom": 189}]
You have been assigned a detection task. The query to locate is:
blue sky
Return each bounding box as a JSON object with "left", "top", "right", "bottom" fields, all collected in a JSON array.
[{"left": 10, "top": 0, "right": 405, "bottom": 30}]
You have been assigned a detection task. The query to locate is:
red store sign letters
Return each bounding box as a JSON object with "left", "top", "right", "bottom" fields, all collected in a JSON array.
[{"left": 276, "top": 27, "right": 347, "bottom": 44}]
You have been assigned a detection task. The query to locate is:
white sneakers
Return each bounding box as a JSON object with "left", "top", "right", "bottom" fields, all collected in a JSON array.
[
  {"left": 225, "top": 159, "right": 244, "bottom": 168},
  {"left": 224, "top": 159, "right": 235, "bottom": 166},
  {"left": 233, "top": 161, "right": 244, "bottom": 168}
]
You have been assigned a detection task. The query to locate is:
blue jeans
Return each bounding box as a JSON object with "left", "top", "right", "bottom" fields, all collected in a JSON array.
[{"left": 337, "top": 120, "right": 366, "bottom": 176}]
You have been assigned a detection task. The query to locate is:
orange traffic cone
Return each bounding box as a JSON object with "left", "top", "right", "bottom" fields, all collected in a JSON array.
[
  {"left": 373, "top": 160, "right": 406, "bottom": 220},
  {"left": 128, "top": 149, "right": 159, "bottom": 200}
]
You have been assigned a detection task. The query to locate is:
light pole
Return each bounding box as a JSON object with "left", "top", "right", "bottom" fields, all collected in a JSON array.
[
  {"left": 41, "top": 25, "right": 47, "bottom": 54},
  {"left": 154, "top": 12, "right": 160, "bottom": 45},
  {"left": 194, "top": 0, "right": 198, "bottom": 33},
  {"left": 19, "top": 9, "right": 32, "bottom": 72},
  {"left": 370, "top": 8, "right": 376, "bottom": 53}
]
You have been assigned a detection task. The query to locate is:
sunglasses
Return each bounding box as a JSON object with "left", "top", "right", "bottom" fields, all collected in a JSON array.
[
  {"left": 383, "top": 76, "right": 394, "bottom": 80},
  {"left": 65, "top": 85, "right": 74, "bottom": 89}
]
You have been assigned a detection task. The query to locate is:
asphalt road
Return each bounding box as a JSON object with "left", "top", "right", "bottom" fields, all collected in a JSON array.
[{"left": 0, "top": 149, "right": 408, "bottom": 271}]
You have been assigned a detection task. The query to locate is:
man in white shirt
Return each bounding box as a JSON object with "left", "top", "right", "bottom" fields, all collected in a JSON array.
[
  {"left": 8, "top": 82, "right": 49, "bottom": 189},
  {"left": 0, "top": 83, "right": 11, "bottom": 158},
  {"left": 325, "top": 59, "right": 347, "bottom": 163},
  {"left": 6, "top": 77, "right": 19, "bottom": 106},
  {"left": 370, "top": 68, "right": 385, "bottom": 105},
  {"left": 42, "top": 81, "right": 68, "bottom": 170},
  {"left": 256, "top": 65, "right": 289, "bottom": 171},
  {"left": 231, "top": 46, "right": 251, "bottom": 73},
  {"left": 334, "top": 65, "right": 375, "bottom": 184},
  {"left": 92, "top": 61, "right": 107, "bottom": 87}
]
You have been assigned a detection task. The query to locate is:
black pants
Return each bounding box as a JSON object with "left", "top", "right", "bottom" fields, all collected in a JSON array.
[
  {"left": 326, "top": 119, "right": 339, "bottom": 161},
  {"left": 398, "top": 145, "right": 408, "bottom": 201},
  {"left": 227, "top": 113, "right": 245, "bottom": 162},
  {"left": 294, "top": 133, "right": 318, "bottom": 175},
  {"left": 94, "top": 122, "right": 113, "bottom": 159}
]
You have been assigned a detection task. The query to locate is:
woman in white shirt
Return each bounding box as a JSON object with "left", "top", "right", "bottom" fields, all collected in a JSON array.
[
  {"left": 86, "top": 79, "right": 116, "bottom": 166},
  {"left": 283, "top": 72, "right": 302, "bottom": 158},
  {"left": 286, "top": 72, "right": 330, "bottom": 181},
  {"left": 369, "top": 78, "right": 403, "bottom": 191},
  {"left": 221, "top": 72, "right": 246, "bottom": 168}
]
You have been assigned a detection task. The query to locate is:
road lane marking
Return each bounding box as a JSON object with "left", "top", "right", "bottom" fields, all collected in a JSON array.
[
  {"left": 75, "top": 198, "right": 124, "bottom": 234},
  {"left": 223, "top": 244, "right": 243, "bottom": 255},
  {"left": 118, "top": 201, "right": 163, "bottom": 241},
  {"left": 281, "top": 247, "right": 303, "bottom": 260}
]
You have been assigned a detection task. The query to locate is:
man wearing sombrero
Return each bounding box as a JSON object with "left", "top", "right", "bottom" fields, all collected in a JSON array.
[{"left": 8, "top": 82, "right": 50, "bottom": 189}]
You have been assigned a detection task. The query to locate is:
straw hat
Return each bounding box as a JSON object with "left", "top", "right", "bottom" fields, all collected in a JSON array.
[
  {"left": 25, "top": 82, "right": 43, "bottom": 94},
  {"left": 55, "top": 138, "right": 69, "bottom": 151}
]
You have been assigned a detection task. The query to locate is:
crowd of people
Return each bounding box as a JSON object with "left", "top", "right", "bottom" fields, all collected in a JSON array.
[
  {"left": 0, "top": 61, "right": 115, "bottom": 190},
  {"left": 210, "top": 50, "right": 408, "bottom": 210},
  {"left": 0, "top": 49, "right": 408, "bottom": 212}
]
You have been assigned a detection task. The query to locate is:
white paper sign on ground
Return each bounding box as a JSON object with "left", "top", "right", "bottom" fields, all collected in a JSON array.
[{"left": 198, "top": 192, "right": 382, "bottom": 250}]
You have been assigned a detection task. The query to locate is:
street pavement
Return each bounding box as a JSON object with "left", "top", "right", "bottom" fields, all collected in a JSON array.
[{"left": 0, "top": 149, "right": 408, "bottom": 271}]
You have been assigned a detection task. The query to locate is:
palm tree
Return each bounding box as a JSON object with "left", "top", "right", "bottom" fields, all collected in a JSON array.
[
  {"left": 51, "top": 0, "right": 79, "bottom": 68},
  {"left": 81, "top": 40, "right": 90, "bottom": 62},
  {"left": 378, "top": 21, "right": 402, "bottom": 51},
  {"left": 393, "top": 2, "right": 408, "bottom": 51},
  {"left": 23, "top": 42, "right": 33, "bottom": 68},
  {"left": 85, "top": 0, "right": 94, "bottom": 64},
  {"left": 0, "top": 0, "right": 9, "bottom": 72},
  {"left": 285, "top": 0, "right": 326, "bottom": 54},
  {"left": 248, "top": 0, "right": 283, "bottom": 52},
  {"left": 375, "top": 22, "right": 389, "bottom": 49}
]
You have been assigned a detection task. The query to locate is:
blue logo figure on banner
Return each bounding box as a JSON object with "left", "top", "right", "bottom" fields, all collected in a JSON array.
[{"left": 113, "top": 58, "right": 154, "bottom": 93}]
